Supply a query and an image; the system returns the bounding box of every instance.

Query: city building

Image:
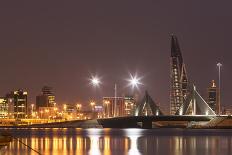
[94,105,103,118]
[170,35,189,115]
[124,96,136,116]
[36,86,55,110]
[5,90,28,119]
[103,97,124,118]
[207,80,219,114]
[39,107,58,119]
[0,97,8,118]
[5,93,14,118]
[63,104,77,120]
[103,96,135,118]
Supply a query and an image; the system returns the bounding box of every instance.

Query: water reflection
[0,128,231,155]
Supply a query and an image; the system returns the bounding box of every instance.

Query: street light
[104,100,110,118]
[63,104,67,112]
[31,104,34,118]
[76,104,82,112]
[127,73,143,89]
[90,76,101,86]
[217,62,222,115]
[90,101,96,111]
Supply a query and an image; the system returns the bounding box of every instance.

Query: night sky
[0,1,231,112]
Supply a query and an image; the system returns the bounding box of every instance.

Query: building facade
[39,107,58,119]
[207,80,219,114]
[36,86,55,110]
[5,90,28,119]
[103,96,135,118]
[0,98,8,118]
[170,35,189,115]
[63,104,77,120]
[124,96,136,116]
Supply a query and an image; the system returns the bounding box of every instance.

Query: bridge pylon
[135,91,164,116]
[176,84,216,115]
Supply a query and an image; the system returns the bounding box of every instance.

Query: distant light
[217,62,222,67]
[130,77,139,86]
[90,76,101,86]
[127,73,142,89]
[90,101,96,106]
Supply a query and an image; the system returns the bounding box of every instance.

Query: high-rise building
[0,97,8,118]
[207,80,219,114]
[5,93,14,118]
[5,90,28,119]
[36,86,55,110]
[170,35,189,115]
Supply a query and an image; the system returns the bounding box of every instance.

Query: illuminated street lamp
[63,104,67,112]
[127,73,142,90]
[217,62,222,115]
[45,109,49,113]
[76,104,82,112]
[90,76,101,86]
[90,101,96,111]
[31,104,34,118]
[104,100,110,118]
[40,110,44,118]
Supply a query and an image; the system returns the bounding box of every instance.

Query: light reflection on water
[0,128,231,155]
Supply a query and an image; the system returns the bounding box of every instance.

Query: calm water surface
[0,128,231,155]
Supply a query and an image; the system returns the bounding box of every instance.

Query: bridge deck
[97,115,215,128]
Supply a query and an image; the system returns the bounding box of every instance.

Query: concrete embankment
[27,119,102,128]
[0,119,102,128]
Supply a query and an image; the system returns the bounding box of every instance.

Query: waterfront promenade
[0,115,231,129]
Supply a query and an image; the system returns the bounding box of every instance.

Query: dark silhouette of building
[207,80,219,114]
[36,86,55,110]
[170,35,189,115]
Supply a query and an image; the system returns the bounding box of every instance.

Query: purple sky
[0,1,231,111]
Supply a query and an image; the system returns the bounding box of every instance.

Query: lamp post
[31,104,34,118]
[114,84,117,117]
[217,62,222,115]
[90,101,96,112]
[127,73,142,116]
[104,100,110,118]
[76,104,82,112]
[90,76,100,114]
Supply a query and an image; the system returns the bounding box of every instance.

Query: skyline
[0,1,231,110]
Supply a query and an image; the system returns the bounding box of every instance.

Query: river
[0,128,231,155]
